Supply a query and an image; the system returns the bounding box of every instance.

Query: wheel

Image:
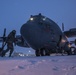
[45,49,50,56]
[66,50,72,55]
[69,47,76,55]
[74,49,76,55]
[40,48,50,56]
[35,50,40,56]
[40,49,45,56]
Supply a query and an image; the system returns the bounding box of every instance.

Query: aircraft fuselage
[20,14,70,56]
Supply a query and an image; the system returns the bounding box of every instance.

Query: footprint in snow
[70,66,76,70]
[53,66,59,71]
[52,59,59,62]
[15,65,25,69]
[18,66,25,69]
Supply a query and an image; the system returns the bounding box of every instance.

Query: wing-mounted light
[61,39,66,43]
[68,43,71,48]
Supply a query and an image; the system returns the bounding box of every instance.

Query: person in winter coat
[1,30,16,57]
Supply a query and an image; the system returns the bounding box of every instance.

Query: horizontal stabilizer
[64,28,76,37]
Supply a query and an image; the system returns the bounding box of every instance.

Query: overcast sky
[0,0,76,54]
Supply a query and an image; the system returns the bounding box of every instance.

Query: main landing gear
[67,47,76,55]
[35,48,50,56]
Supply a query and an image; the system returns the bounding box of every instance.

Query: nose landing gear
[35,48,50,56]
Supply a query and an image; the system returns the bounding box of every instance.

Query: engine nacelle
[16,35,29,47]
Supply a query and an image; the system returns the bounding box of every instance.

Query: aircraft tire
[45,50,50,56]
[70,47,76,55]
[35,48,50,56]
[66,50,72,55]
[40,49,50,56]
[74,49,76,55]
[40,49,45,56]
[35,50,40,56]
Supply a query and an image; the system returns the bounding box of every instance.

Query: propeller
[62,23,64,32]
[2,28,6,48]
[3,28,6,38]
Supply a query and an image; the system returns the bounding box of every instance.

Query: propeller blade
[2,28,6,47]
[62,23,64,31]
[3,28,6,37]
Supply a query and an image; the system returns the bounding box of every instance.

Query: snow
[0,55,76,75]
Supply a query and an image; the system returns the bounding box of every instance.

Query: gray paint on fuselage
[20,14,68,51]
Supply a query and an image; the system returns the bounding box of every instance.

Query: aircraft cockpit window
[41,17,50,22]
[46,18,51,22]
[30,17,34,21]
[29,15,47,22]
[42,17,46,21]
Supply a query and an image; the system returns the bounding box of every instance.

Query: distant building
[13,52,25,57]
[13,51,35,57]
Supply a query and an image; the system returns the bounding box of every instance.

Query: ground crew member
[1,30,16,57]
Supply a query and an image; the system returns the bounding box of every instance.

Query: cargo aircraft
[0,13,76,56]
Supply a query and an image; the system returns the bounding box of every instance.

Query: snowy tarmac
[0,55,76,75]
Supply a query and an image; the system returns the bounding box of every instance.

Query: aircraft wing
[0,35,30,47]
[0,37,6,42]
[0,37,3,42]
[16,35,30,47]
[63,28,76,37]
[0,29,30,47]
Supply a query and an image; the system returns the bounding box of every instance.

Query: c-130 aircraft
[0,13,76,56]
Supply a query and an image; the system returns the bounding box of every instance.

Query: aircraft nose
[20,24,27,35]
[20,22,32,37]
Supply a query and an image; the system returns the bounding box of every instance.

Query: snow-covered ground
[0,55,76,75]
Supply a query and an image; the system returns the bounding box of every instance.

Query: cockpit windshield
[29,13,46,22]
[29,13,55,24]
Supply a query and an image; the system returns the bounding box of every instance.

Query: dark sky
[0,0,76,54]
